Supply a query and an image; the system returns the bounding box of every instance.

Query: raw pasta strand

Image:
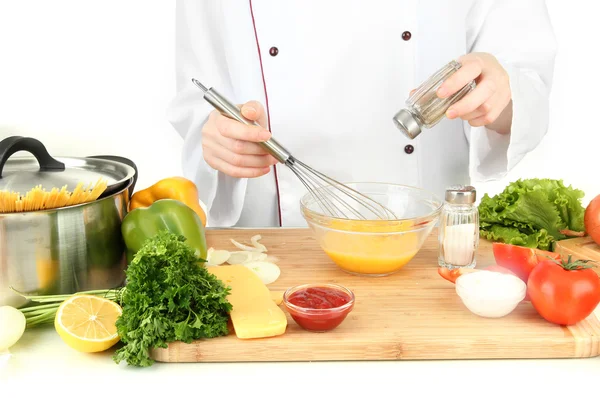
[0,178,108,213]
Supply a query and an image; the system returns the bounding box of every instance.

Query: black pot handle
[0,136,65,178]
[87,155,138,198]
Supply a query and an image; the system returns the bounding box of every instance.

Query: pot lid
[0,136,136,195]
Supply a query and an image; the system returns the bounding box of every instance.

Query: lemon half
[54,295,122,353]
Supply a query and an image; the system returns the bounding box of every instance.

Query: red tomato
[492,243,561,283]
[584,194,600,245]
[437,267,476,283]
[527,258,600,325]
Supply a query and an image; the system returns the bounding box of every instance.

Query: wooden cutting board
[150,228,600,363]
[554,236,600,276]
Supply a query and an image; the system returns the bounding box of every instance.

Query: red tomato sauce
[288,287,351,309]
[285,286,354,332]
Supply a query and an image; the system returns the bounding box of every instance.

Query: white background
[0,1,598,206]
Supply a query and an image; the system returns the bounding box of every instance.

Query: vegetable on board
[205,234,282,285]
[0,305,26,352]
[478,178,586,251]
[113,230,232,367]
[129,176,207,226]
[121,198,208,262]
[584,194,600,246]
[492,243,561,283]
[12,288,122,329]
[527,256,600,326]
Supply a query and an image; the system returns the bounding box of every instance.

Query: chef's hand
[437,52,513,135]
[201,100,278,178]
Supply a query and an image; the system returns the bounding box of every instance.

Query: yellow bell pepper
[129,177,207,226]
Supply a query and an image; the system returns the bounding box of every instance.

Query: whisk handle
[192,80,291,164]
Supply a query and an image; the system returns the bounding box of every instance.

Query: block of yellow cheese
[208,265,287,339]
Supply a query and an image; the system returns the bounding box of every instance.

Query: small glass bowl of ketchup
[282,283,355,332]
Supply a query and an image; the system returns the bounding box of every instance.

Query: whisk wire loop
[291,158,398,220]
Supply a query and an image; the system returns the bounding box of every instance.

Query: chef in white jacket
[167,0,556,228]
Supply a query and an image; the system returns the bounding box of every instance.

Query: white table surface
[2,310,599,398]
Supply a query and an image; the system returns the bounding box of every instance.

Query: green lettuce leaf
[478,178,585,250]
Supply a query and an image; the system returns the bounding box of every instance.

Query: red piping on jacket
[249,0,283,227]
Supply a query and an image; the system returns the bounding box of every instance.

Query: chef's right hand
[201,100,278,178]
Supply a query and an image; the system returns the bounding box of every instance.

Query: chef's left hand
[437,52,512,134]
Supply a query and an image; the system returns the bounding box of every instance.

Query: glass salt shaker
[438,185,479,270]
[393,60,476,139]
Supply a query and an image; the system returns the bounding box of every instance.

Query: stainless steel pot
[0,136,138,308]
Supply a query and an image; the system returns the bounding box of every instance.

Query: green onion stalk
[9,286,125,328]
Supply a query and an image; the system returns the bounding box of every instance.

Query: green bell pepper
[121,199,208,263]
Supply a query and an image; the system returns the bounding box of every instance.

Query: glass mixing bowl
[300,182,443,277]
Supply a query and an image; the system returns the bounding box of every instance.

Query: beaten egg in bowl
[300,183,442,276]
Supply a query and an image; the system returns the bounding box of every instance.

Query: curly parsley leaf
[113,230,232,367]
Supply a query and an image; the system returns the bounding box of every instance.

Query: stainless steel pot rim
[0,155,136,193]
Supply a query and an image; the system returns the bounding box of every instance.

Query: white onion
[0,306,26,351]
[207,235,281,284]
[250,235,268,252]
[206,248,231,266]
[244,261,281,285]
[230,238,263,252]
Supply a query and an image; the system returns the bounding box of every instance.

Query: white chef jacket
[167,0,556,228]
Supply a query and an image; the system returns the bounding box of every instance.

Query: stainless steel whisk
[192,79,397,221]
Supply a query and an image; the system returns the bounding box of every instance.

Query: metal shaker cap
[393,109,422,140]
[445,185,476,204]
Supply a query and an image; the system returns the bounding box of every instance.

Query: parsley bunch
[113,230,232,367]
